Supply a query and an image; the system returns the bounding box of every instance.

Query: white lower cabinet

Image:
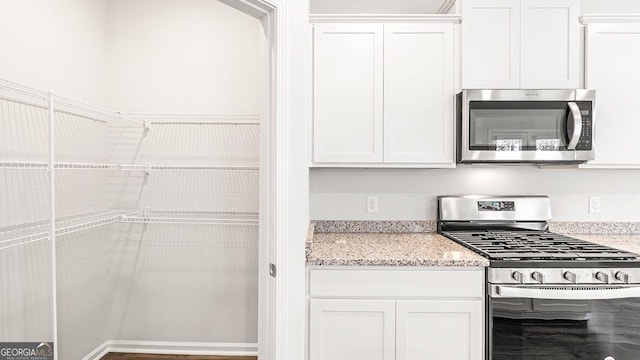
[308,268,484,360]
[396,300,483,360]
[310,299,396,360]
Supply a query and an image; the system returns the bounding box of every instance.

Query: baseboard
[82,340,258,359]
[81,341,111,360]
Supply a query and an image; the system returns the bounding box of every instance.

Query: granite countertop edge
[306,222,489,267]
[306,258,490,267]
[306,220,640,268]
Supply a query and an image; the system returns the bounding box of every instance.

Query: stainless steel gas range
[437,195,640,360]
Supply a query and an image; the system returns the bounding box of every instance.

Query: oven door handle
[491,285,640,300]
[566,102,582,150]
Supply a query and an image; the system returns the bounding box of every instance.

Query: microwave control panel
[574,101,593,151]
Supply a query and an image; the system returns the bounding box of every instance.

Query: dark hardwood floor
[101,354,256,360]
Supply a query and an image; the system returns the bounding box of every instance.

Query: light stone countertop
[306,222,640,267]
[306,231,490,267]
[569,234,640,255]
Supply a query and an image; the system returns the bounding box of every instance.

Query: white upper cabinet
[520,0,580,88]
[461,0,520,89]
[312,19,458,167]
[313,23,384,163]
[584,22,640,168]
[461,0,580,89]
[384,24,455,164]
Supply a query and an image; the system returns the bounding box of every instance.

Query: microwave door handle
[566,102,582,150]
[491,285,640,300]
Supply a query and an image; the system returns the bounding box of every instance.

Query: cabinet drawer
[310,269,484,298]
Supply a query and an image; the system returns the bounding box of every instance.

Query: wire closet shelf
[0,162,259,172]
[0,210,133,251]
[0,210,260,251]
[0,77,261,252]
[1,79,261,128]
[129,113,261,126]
[122,210,260,226]
[0,77,261,172]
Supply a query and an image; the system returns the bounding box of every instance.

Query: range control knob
[615,271,630,283]
[531,271,545,284]
[512,271,524,283]
[595,271,610,283]
[563,271,577,283]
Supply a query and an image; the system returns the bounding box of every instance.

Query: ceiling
[310,0,449,14]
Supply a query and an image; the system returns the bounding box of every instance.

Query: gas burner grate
[441,230,639,260]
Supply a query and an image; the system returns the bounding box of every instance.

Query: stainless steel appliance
[457,90,596,164]
[438,195,640,360]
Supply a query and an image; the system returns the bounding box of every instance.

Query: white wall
[0,0,261,112]
[107,0,261,113]
[105,0,262,346]
[108,223,259,343]
[0,241,52,344]
[54,114,116,360]
[106,120,260,344]
[0,0,109,105]
[310,0,442,14]
[0,99,116,360]
[582,0,640,14]
[310,167,640,222]
[310,0,640,15]
[0,2,112,359]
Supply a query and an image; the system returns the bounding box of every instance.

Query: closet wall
[54,102,118,360]
[0,85,119,360]
[105,0,262,345]
[0,89,54,346]
[107,0,261,113]
[0,1,113,358]
[0,0,109,105]
[0,0,262,359]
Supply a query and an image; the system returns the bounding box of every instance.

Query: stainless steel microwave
[456,89,596,164]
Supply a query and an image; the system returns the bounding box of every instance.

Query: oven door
[458,89,595,163]
[488,284,640,360]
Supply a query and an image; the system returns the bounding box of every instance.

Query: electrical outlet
[367,196,379,213]
[589,196,601,214]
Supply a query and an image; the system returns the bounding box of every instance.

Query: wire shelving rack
[1,77,261,360]
[0,162,259,172]
[0,210,136,251]
[122,210,259,226]
[0,209,259,251]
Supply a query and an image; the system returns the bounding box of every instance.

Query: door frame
[217,0,288,358]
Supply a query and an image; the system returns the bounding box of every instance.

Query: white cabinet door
[461,0,520,89]
[383,24,455,165]
[310,299,396,360]
[585,24,640,167]
[396,300,483,360]
[313,23,384,163]
[521,0,580,88]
